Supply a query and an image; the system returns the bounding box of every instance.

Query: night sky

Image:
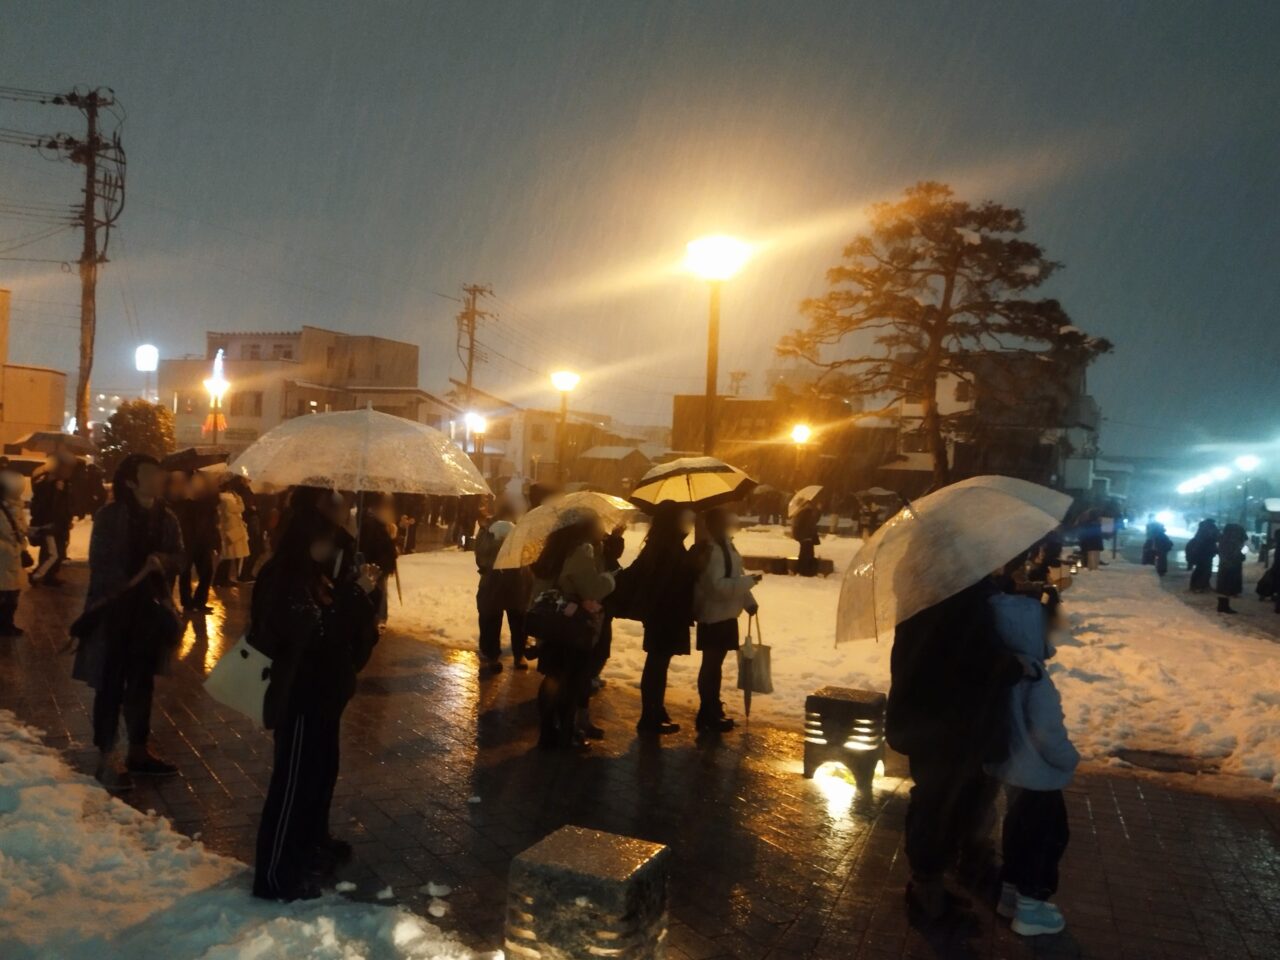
[3,1,1277,465]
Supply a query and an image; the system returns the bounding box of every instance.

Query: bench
[741,555,835,577]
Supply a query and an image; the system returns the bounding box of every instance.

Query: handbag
[736,613,773,695]
[205,635,273,727]
[525,589,596,653]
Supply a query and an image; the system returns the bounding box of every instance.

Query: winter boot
[1011,895,1065,936]
[95,754,134,792]
[1217,596,1237,614]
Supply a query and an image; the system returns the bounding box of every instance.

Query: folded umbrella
[629,456,756,513]
[494,491,637,570]
[228,408,489,497]
[837,475,1071,643]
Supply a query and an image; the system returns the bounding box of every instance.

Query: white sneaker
[996,882,1018,919]
[1011,894,1065,936]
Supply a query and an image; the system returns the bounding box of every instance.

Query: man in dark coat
[1185,519,1219,593]
[174,473,220,614]
[887,578,1023,921]
[30,455,75,585]
[74,454,184,791]
[792,502,822,577]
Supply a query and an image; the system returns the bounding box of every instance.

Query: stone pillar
[505,825,670,960]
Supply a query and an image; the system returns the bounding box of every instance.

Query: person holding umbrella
[790,490,822,577]
[692,507,761,733]
[836,476,1072,923]
[628,502,698,736]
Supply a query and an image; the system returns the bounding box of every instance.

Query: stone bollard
[803,685,886,791]
[505,825,670,960]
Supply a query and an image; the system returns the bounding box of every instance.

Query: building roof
[579,446,649,461]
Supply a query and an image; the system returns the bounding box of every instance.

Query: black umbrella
[12,431,93,456]
[161,447,230,472]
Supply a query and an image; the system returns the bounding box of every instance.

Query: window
[241,343,261,360]
[531,424,548,442]
[954,380,973,402]
[374,363,382,379]
[228,391,263,417]
[271,343,294,360]
[348,358,356,378]
[326,346,335,368]
[901,431,930,454]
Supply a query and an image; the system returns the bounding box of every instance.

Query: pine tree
[778,182,1112,488]
[98,400,175,475]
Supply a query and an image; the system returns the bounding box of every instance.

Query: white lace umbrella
[493,491,637,570]
[837,475,1071,643]
[629,456,756,513]
[228,408,489,497]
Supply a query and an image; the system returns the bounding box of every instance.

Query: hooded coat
[985,593,1079,791]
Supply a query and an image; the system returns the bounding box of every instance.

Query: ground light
[803,686,886,793]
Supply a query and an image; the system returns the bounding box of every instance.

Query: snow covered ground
[0,711,476,960]
[394,527,1280,788]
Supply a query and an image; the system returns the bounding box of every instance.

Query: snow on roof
[579,445,648,461]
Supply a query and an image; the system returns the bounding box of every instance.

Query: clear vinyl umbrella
[228,407,489,496]
[493,491,637,570]
[629,456,756,513]
[837,475,1071,643]
[788,484,823,519]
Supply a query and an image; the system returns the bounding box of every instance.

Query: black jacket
[30,474,72,529]
[886,579,1022,764]
[251,564,377,729]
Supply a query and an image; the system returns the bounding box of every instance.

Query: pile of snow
[394,530,1280,787]
[0,711,476,959]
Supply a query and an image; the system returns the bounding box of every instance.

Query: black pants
[477,572,527,661]
[1001,787,1069,900]
[904,752,999,880]
[178,550,214,609]
[538,654,593,745]
[0,590,18,632]
[640,651,673,724]
[797,540,818,577]
[254,708,342,899]
[92,646,155,753]
[696,619,738,717]
[592,615,614,678]
[1190,561,1213,591]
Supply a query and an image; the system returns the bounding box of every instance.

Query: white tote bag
[204,636,272,728]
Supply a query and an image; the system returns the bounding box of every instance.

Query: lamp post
[135,343,158,403]
[685,235,751,456]
[1235,454,1261,525]
[790,422,811,487]
[550,370,580,483]
[202,348,229,448]
[464,411,488,471]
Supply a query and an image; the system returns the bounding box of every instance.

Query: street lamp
[685,234,751,456]
[790,423,812,486]
[202,348,229,447]
[551,370,580,483]
[464,411,487,460]
[135,344,158,403]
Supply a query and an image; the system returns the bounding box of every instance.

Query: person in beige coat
[217,480,251,583]
[693,507,761,733]
[0,466,30,636]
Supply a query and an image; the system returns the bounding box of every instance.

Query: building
[158,327,457,453]
[574,446,654,494]
[0,289,67,447]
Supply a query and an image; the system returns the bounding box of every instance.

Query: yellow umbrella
[628,457,756,513]
[493,491,637,570]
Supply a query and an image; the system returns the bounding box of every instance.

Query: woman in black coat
[1185,519,1219,593]
[629,503,697,735]
[252,509,380,901]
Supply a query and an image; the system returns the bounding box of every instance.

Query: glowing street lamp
[1234,455,1262,524]
[551,370,580,482]
[135,343,158,402]
[685,234,752,456]
[203,348,230,447]
[790,423,812,445]
[1235,454,1261,473]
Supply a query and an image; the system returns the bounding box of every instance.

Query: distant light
[1234,454,1261,473]
[465,411,488,434]
[791,423,812,444]
[1154,510,1175,526]
[1177,477,1206,495]
[684,234,752,281]
[203,348,230,403]
[134,343,159,373]
[550,370,580,393]
[1210,466,1231,481]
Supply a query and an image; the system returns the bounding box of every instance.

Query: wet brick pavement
[3,564,1280,959]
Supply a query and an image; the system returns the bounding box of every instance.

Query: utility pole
[455,283,492,453]
[0,86,124,436]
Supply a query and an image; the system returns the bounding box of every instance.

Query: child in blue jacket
[985,591,1079,937]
